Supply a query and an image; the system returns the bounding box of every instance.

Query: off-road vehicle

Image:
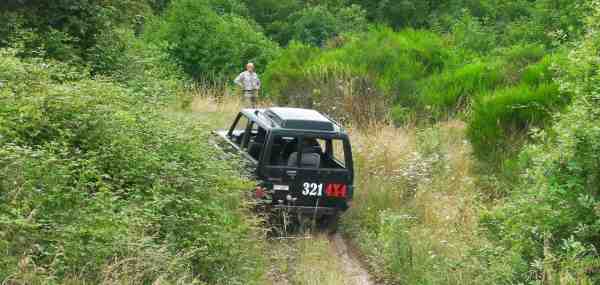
[214,107,354,222]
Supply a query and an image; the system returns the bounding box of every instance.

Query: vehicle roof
[241,107,345,134]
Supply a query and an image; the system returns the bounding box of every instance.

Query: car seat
[287,152,321,168]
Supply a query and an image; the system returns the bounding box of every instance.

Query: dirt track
[329,233,376,285]
[266,231,377,285]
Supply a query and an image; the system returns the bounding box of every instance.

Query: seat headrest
[287,152,320,168]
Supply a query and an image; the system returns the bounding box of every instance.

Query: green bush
[467,83,566,160]
[262,41,320,103]
[289,6,339,47]
[347,0,433,29]
[419,60,505,118]
[89,27,186,103]
[287,4,368,47]
[149,0,279,81]
[263,28,453,124]
[323,27,452,109]
[242,0,302,45]
[265,27,453,109]
[0,0,152,62]
[520,52,565,86]
[0,50,265,284]
[480,7,600,282]
[451,12,498,55]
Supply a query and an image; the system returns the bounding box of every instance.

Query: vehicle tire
[319,212,339,234]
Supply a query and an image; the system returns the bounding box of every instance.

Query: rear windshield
[268,135,348,169]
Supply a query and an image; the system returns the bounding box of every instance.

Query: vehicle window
[331,139,346,168]
[248,123,267,160]
[233,115,249,132]
[315,139,326,154]
[229,115,249,146]
[268,135,298,166]
[296,137,323,168]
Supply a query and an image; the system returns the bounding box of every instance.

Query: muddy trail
[266,230,377,285]
[329,233,376,285]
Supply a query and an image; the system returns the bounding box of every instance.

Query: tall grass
[419,60,505,118]
[263,27,455,126]
[467,83,566,160]
[340,120,522,284]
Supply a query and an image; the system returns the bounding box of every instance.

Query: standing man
[234,63,261,108]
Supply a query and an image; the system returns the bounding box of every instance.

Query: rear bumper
[272,205,338,216]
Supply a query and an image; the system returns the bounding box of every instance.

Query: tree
[0,0,151,62]
[151,0,279,80]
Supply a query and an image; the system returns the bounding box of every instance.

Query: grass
[265,234,366,285]
[340,120,503,284]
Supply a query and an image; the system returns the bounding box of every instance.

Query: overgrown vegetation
[0,48,266,284]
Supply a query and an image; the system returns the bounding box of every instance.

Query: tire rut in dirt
[266,211,377,285]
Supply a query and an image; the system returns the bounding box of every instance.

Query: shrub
[520,52,565,86]
[264,27,454,123]
[467,83,566,160]
[287,4,368,47]
[0,0,152,62]
[289,6,339,47]
[262,41,320,103]
[499,43,546,67]
[415,45,567,127]
[89,27,186,102]
[149,0,279,81]
[451,12,498,55]
[242,0,302,45]
[319,28,453,108]
[481,6,600,282]
[0,51,265,284]
[419,60,505,118]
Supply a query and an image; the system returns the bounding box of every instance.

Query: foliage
[149,0,279,81]
[287,5,368,47]
[347,0,432,28]
[263,27,454,124]
[467,83,566,159]
[0,0,152,63]
[418,60,505,118]
[0,50,265,284]
[261,41,321,104]
[242,0,303,45]
[90,28,186,102]
[481,3,600,282]
[289,6,339,47]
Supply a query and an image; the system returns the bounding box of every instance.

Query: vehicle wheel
[319,213,339,234]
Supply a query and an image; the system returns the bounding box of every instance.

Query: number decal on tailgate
[325,183,347,198]
[302,183,348,198]
[302,182,323,196]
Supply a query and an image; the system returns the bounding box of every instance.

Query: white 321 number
[302,182,323,197]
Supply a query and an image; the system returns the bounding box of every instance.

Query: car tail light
[255,186,266,199]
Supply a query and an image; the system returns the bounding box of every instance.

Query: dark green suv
[214,107,354,220]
